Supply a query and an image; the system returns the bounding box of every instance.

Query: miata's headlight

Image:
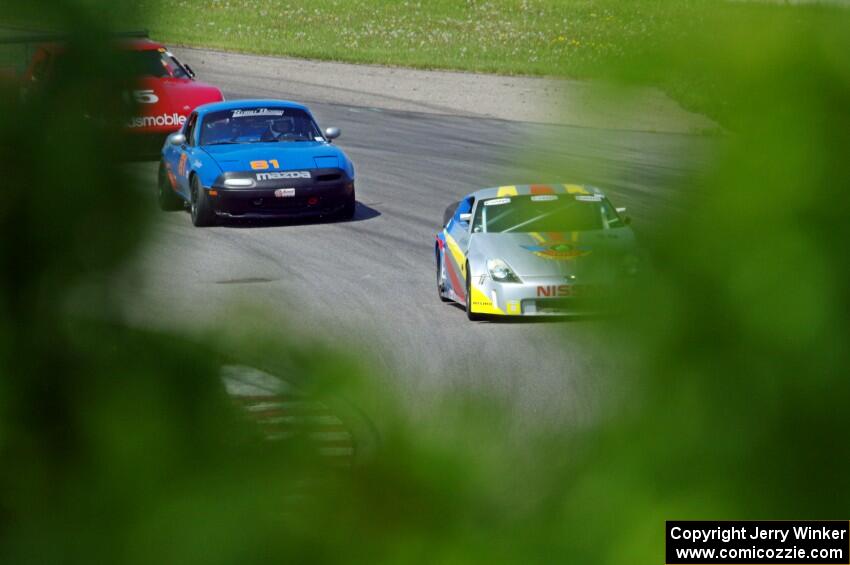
[487,258,522,283]
[223,178,256,188]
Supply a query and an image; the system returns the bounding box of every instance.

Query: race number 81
[250,160,280,170]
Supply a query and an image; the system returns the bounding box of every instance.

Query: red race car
[22,35,223,156]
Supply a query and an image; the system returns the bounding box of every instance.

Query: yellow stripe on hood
[564,184,589,195]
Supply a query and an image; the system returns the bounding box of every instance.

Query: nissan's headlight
[487,258,522,283]
[223,178,256,188]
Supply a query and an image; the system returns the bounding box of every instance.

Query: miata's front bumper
[209,168,354,218]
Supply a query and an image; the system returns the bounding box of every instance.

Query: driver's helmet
[269,116,295,136]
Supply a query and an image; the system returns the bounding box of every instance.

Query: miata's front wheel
[157,162,183,211]
[190,175,216,227]
[337,194,356,221]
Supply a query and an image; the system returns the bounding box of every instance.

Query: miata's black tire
[158,162,183,211]
[190,175,216,227]
[436,251,451,302]
[337,194,356,221]
[465,264,483,321]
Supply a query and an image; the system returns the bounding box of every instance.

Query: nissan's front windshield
[200,107,323,145]
[471,194,624,233]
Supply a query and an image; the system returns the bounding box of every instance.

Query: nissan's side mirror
[459,212,472,225]
[169,133,186,146]
[324,127,341,140]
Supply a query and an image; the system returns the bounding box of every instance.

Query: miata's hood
[202,142,344,171]
[470,229,636,280]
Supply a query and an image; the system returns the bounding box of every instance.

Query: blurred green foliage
[2,1,850,564]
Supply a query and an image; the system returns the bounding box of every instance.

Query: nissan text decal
[256,171,312,181]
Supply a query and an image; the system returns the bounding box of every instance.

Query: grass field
[141,0,705,79]
[1,1,809,121]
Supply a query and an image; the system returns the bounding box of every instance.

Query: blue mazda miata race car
[158,99,355,226]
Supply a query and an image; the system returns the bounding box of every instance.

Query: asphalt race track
[124,50,712,427]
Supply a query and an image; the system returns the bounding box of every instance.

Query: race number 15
[124,89,159,104]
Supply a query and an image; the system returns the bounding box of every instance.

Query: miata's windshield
[199,107,323,145]
[471,194,625,233]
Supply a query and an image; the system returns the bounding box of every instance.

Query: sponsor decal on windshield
[575,194,603,202]
[256,171,312,181]
[232,108,285,118]
[531,195,558,202]
[484,198,511,206]
[127,113,186,129]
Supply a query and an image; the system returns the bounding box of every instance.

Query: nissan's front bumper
[469,276,613,316]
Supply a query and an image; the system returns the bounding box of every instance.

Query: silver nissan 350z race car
[435,184,639,320]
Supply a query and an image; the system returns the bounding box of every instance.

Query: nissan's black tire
[158,162,183,211]
[465,264,483,321]
[190,175,216,227]
[437,252,451,302]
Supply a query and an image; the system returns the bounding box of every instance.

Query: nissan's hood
[202,142,344,171]
[469,229,636,280]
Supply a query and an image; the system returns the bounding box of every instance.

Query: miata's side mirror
[324,127,341,140]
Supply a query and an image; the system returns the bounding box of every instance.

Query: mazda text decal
[256,171,312,181]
